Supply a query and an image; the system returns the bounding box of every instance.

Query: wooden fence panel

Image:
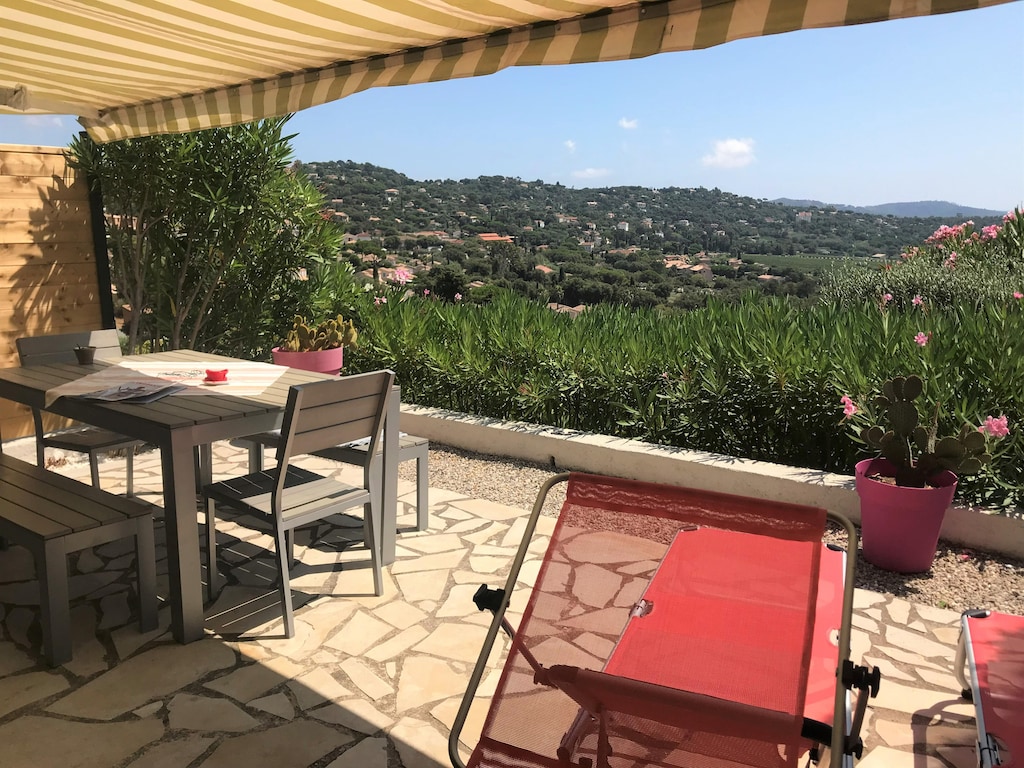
[0,144,107,440]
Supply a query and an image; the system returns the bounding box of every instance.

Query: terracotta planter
[271,346,344,376]
[854,458,957,573]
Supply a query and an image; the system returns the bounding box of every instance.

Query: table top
[0,350,334,443]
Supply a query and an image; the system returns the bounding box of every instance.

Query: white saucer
[202,379,229,386]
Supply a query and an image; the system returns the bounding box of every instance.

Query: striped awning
[1,0,1013,143]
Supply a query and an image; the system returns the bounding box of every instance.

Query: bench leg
[204,496,220,604]
[416,451,429,531]
[35,435,46,469]
[89,453,101,490]
[248,442,263,473]
[126,448,135,498]
[195,443,213,493]
[38,539,72,666]
[135,519,158,632]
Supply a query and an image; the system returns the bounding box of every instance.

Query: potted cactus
[271,314,358,375]
[851,374,993,572]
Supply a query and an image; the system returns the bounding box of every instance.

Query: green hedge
[346,290,1023,513]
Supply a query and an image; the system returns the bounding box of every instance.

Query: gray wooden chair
[16,329,145,496]
[201,370,394,637]
[242,431,430,532]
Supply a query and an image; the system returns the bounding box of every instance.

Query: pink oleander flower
[1005,210,1018,223]
[981,224,1000,241]
[373,295,387,306]
[912,295,924,307]
[926,223,969,244]
[393,266,413,285]
[944,251,957,269]
[979,414,1010,438]
[454,292,462,301]
[882,293,893,304]
[423,288,430,296]
[1014,291,1023,300]
[841,395,858,418]
[900,246,921,260]
[914,332,930,347]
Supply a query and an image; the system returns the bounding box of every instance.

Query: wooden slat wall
[0,144,105,440]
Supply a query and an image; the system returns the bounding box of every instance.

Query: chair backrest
[16,329,123,367]
[274,370,395,488]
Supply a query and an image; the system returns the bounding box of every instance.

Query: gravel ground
[403,444,1024,616]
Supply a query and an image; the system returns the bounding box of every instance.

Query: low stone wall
[400,404,1024,560]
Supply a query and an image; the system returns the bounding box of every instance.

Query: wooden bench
[0,452,157,666]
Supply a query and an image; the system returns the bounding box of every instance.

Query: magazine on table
[74,381,186,403]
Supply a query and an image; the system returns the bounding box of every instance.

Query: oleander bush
[822,209,1024,309]
[345,288,1023,513]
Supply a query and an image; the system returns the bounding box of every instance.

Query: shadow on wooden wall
[0,143,109,439]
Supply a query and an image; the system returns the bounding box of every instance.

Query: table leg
[381,385,399,565]
[161,435,205,643]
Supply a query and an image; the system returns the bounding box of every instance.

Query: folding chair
[201,370,393,636]
[955,609,1024,767]
[450,472,880,768]
[16,329,145,495]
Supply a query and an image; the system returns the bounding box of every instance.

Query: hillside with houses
[300,159,1004,310]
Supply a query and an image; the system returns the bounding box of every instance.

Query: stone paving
[0,439,985,768]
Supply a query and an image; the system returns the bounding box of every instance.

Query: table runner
[45,360,286,406]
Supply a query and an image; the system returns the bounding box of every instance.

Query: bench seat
[0,453,157,666]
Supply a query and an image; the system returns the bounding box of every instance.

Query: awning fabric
[1,0,1013,143]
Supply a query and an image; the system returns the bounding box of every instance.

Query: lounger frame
[449,472,872,768]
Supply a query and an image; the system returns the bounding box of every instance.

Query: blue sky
[2,3,1021,211]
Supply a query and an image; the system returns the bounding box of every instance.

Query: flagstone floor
[0,439,983,768]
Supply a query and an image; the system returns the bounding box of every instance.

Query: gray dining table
[0,350,399,644]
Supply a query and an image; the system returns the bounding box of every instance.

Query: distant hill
[773,198,1005,218]
[301,159,1004,263]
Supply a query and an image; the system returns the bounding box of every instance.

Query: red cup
[205,369,228,382]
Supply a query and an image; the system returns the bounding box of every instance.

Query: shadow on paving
[0,501,475,768]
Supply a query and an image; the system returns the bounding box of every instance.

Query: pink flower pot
[271,346,344,376]
[855,458,957,573]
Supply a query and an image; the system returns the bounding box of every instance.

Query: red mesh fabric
[967,611,1024,765]
[467,473,831,768]
[606,528,819,716]
[566,473,827,543]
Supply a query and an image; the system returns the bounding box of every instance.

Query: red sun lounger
[450,472,880,768]
[955,610,1024,767]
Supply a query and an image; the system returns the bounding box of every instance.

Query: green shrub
[345,288,1022,513]
[821,209,1024,310]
